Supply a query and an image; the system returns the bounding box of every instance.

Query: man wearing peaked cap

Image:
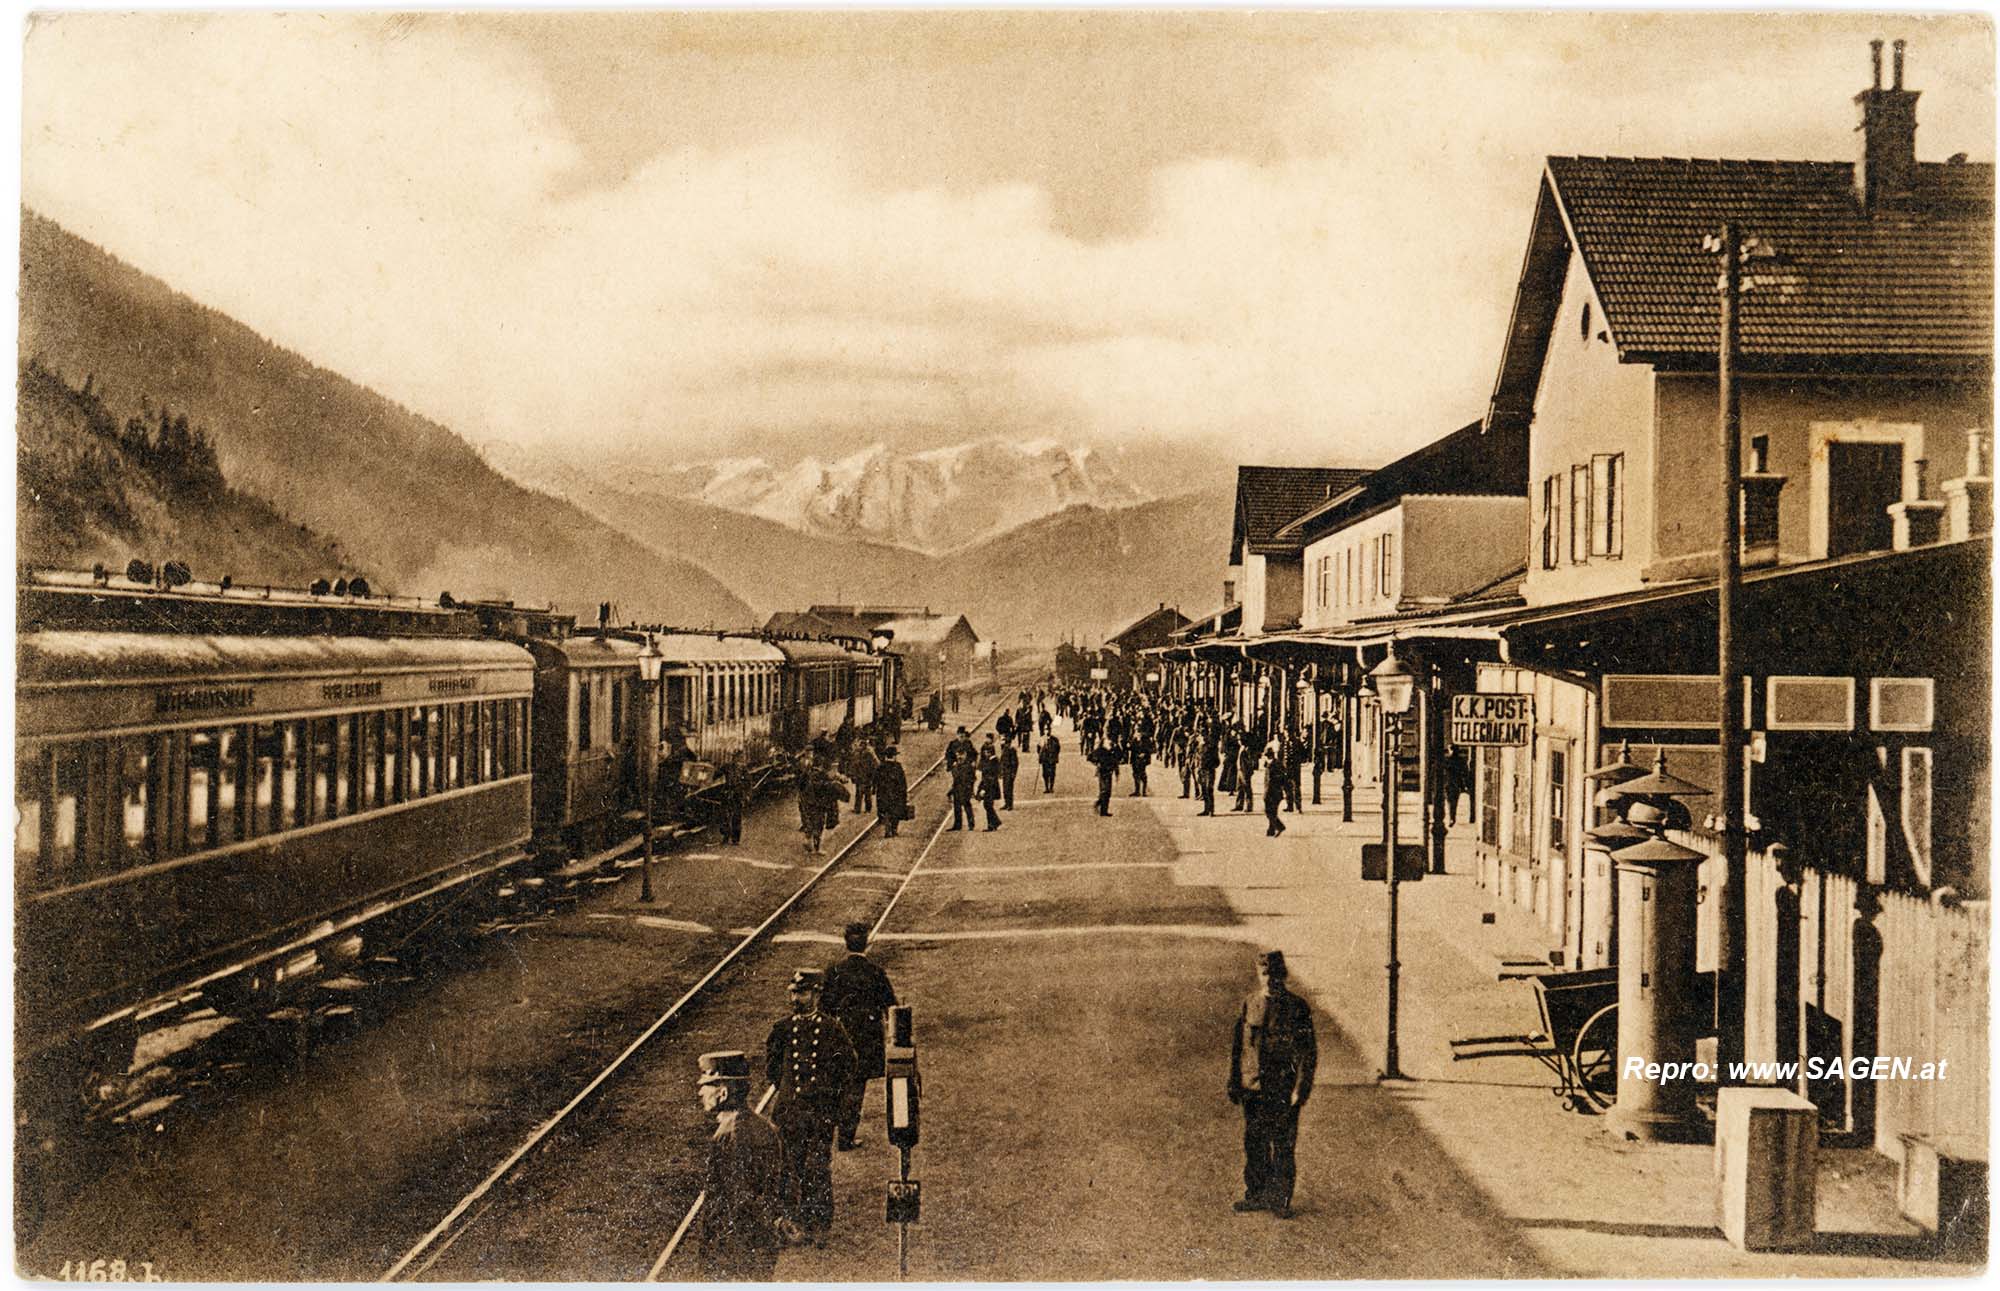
[766,966,857,1242]
[1227,949,1317,1219]
[694,1051,785,1278]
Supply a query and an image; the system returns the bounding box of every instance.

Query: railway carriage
[14,569,908,1140]
[524,633,647,852]
[655,633,787,767]
[771,638,876,749]
[16,571,535,1088]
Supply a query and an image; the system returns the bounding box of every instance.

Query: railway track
[381,686,1019,1281]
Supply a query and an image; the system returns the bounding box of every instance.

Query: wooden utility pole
[1715,222,1748,1078]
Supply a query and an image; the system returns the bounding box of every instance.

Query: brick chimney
[1855,39,1921,211]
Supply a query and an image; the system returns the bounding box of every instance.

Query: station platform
[777,719,1973,1280]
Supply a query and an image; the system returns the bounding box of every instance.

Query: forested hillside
[19,211,753,624]
[18,358,353,585]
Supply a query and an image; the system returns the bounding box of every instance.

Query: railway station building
[1160,45,1991,1191]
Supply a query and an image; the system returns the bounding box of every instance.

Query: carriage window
[16,751,46,887]
[333,715,352,816]
[497,700,516,777]
[707,675,718,725]
[578,680,594,751]
[478,701,494,782]
[360,713,381,808]
[383,711,403,805]
[188,730,219,848]
[446,704,464,789]
[311,718,337,820]
[52,744,84,877]
[611,681,625,745]
[251,723,296,835]
[408,707,431,797]
[118,736,160,866]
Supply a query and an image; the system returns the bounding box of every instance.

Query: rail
[381,683,1019,1281]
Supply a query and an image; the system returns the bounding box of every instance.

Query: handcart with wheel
[1449,965,1618,1113]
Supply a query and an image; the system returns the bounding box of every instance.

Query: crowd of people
[1050,683,1341,837]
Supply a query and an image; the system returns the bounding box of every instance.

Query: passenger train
[13,565,903,1125]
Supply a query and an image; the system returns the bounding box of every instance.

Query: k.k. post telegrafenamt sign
[1449,693,1532,747]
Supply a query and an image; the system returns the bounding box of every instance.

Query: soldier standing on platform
[823,922,898,1151]
[694,1050,787,1278]
[1038,731,1061,793]
[1227,950,1316,1219]
[766,968,857,1244]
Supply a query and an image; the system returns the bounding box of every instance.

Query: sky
[20,10,1996,473]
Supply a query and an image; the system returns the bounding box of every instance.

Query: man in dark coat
[1038,732,1061,793]
[1227,950,1317,1219]
[822,922,898,1151]
[1197,730,1220,816]
[948,743,978,831]
[849,739,878,816]
[694,1050,786,1278]
[996,709,1016,748]
[767,968,857,1242]
[714,760,745,846]
[874,745,909,838]
[976,735,1004,831]
[1129,733,1151,797]
[999,737,1020,810]
[1089,742,1123,816]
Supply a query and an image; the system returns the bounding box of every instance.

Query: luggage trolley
[1449,966,1618,1113]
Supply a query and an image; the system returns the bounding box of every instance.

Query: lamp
[637,633,665,903]
[1370,645,1415,715]
[1369,641,1419,1083]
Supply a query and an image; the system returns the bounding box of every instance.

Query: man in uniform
[767,968,857,1243]
[1226,950,1316,1219]
[694,1050,786,1279]
[822,922,898,1151]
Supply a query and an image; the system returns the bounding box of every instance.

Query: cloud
[21,12,1996,472]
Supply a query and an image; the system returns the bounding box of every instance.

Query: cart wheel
[1571,1003,1618,1111]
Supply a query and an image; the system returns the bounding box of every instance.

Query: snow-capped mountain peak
[657,438,1150,552]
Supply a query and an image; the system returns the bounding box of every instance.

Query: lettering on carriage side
[322,680,384,702]
[427,676,478,696]
[155,686,255,715]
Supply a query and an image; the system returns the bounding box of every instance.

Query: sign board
[1145,671,1161,683]
[1089,667,1109,680]
[886,1179,922,1224]
[1361,843,1426,882]
[1449,694,1532,747]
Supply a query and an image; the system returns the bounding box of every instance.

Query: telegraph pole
[1714,222,1748,1078]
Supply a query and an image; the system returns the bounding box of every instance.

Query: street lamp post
[636,634,666,904]
[1371,645,1416,1083]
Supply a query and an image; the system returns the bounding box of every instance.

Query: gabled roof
[875,613,977,646]
[1171,603,1241,643]
[1276,420,1526,543]
[1489,155,1994,429]
[1231,465,1371,558]
[1106,604,1193,649]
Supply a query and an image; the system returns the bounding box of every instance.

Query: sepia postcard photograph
[10,7,1995,1282]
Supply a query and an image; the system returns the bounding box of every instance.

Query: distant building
[1227,466,1370,632]
[1105,603,1192,687]
[762,604,982,697]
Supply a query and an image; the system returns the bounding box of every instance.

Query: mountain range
[19,209,1228,643]
[621,439,1148,554]
[481,444,1230,642]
